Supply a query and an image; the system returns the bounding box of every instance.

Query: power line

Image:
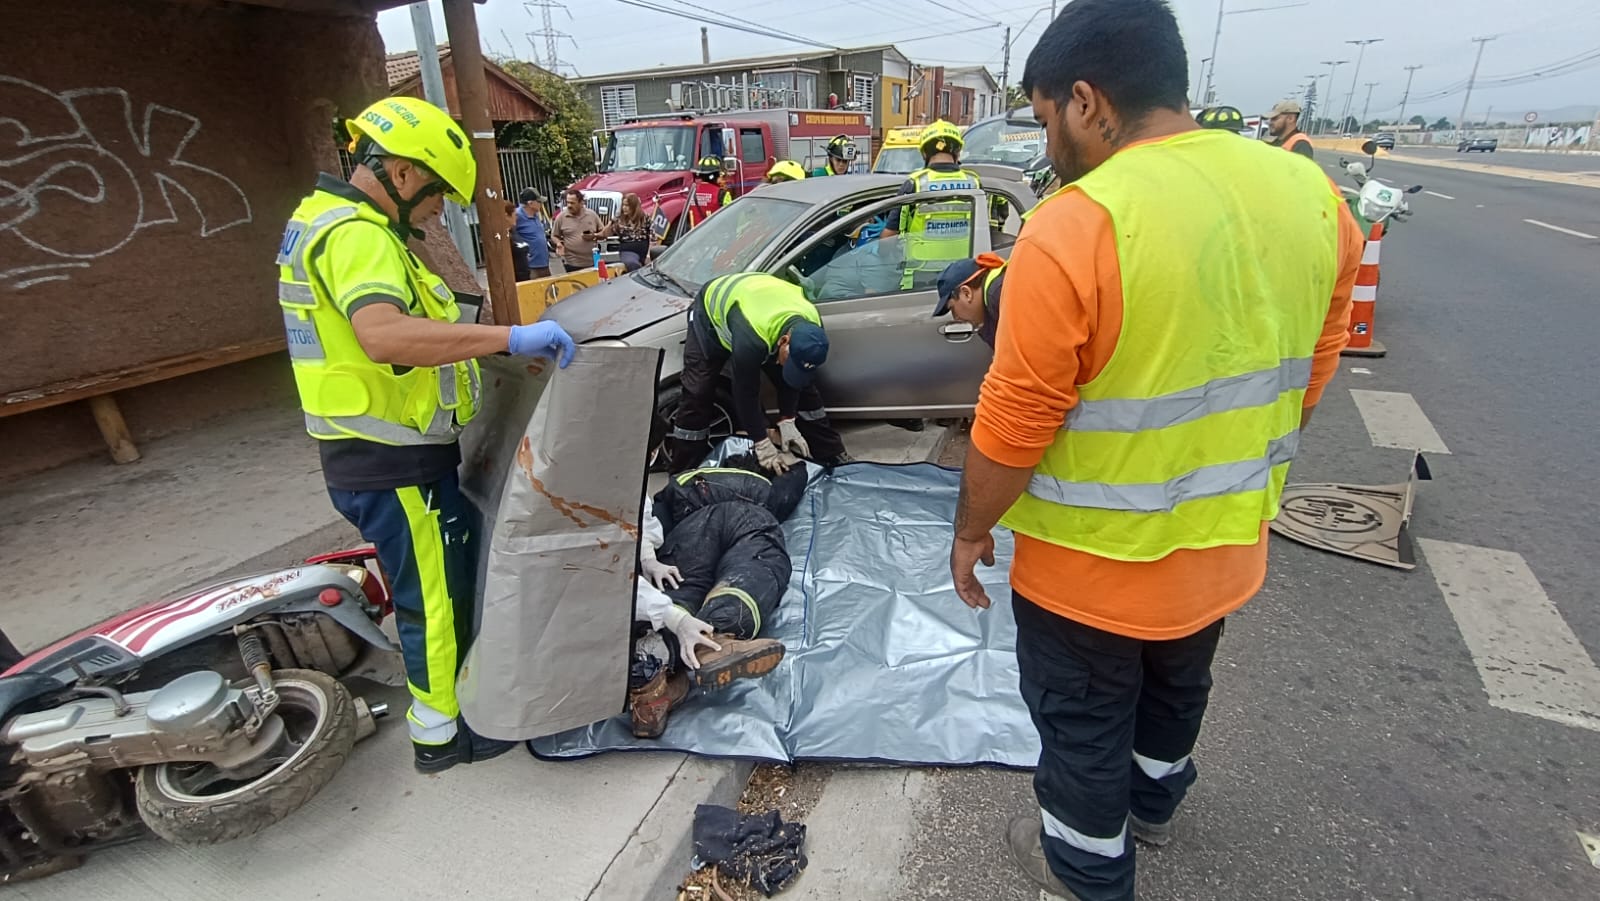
[610,0,838,48]
[649,0,831,49]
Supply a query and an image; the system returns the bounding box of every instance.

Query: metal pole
[1000,26,1011,100]
[1339,38,1381,135]
[1203,0,1224,107]
[1458,36,1495,136]
[1396,64,1422,126]
[1194,58,1212,105]
[701,26,710,64]
[1360,81,1378,126]
[1317,60,1346,136]
[409,2,475,272]
[441,0,519,325]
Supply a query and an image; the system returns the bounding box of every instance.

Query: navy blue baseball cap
[933,253,1007,317]
[783,321,829,388]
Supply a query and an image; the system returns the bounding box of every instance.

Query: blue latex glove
[508,321,576,368]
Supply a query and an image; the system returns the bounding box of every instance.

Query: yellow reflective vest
[276,189,480,446]
[1000,129,1341,561]
[701,273,821,352]
[901,166,981,286]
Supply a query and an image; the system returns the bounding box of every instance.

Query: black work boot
[413,718,517,774]
[689,635,786,691]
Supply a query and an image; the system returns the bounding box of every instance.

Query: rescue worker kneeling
[625,460,808,736]
[668,273,849,474]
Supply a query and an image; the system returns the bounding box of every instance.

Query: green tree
[1408,115,1426,126]
[495,59,597,187]
[1429,116,1452,130]
[1005,85,1029,111]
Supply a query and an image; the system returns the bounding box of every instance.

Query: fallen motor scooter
[0,549,398,882]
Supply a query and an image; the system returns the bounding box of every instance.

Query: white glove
[777,419,810,458]
[641,557,682,590]
[663,605,721,669]
[753,438,790,474]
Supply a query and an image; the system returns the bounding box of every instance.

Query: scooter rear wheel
[134,668,357,845]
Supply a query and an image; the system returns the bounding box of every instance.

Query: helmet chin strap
[367,155,443,240]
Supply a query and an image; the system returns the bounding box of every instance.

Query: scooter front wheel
[134,669,357,845]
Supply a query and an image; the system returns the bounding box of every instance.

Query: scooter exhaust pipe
[352,698,388,742]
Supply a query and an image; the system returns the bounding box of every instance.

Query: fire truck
[572,108,872,245]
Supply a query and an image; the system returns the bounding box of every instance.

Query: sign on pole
[1524,111,1538,124]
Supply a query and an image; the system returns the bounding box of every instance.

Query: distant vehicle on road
[1373,132,1396,149]
[1458,137,1498,152]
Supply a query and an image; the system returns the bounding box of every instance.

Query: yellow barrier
[513,266,628,323]
[1319,137,1391,157]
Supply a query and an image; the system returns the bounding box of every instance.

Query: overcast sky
[380,0,1600,121]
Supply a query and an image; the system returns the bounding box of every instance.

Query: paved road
[784,157,1600,901]
[1389,145,1600,175]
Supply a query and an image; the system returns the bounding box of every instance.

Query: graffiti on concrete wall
[1524,125,1592,148]
[1,76,253,291]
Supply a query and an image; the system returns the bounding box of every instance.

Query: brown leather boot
[690,636,786,691]
[628,669,690,738]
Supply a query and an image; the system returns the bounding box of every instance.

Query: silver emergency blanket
[457,348,662,740]
[530,462,1043,767]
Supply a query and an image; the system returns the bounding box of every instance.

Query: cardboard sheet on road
[531,462,1042,767]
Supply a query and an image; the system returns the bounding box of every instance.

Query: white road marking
[1349,390,1451,454]
[1419,539,1600,733]
[1338,185,1359,195]
[1350,367,1373,375]
[1524,218,1599,240]
[1424,190,1455,200]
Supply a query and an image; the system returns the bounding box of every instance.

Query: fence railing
[337,149,562,268]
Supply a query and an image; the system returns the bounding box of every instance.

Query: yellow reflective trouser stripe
[675,467,772,485]
[395,486,461,721]
[706,584,762,635]
[1026,431,1300,513]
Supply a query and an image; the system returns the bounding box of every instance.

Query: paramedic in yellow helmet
[882,119,982,288]
[277,96,575,775]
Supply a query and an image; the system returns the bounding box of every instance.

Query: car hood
[541,271,691,341]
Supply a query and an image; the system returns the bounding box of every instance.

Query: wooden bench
[1,337,286,464]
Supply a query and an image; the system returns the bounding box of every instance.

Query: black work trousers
[666,304,845,473]
[1014,591,1225,901]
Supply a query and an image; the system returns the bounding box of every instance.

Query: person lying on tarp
[624,455,809,738]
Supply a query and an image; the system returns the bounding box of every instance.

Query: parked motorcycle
[0,548,397,882]
[1340,139,1424,231]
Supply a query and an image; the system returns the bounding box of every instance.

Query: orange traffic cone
[1342,221,1387,358]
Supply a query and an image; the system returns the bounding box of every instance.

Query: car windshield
[963,117,1044,166]
[873,147,924,174]
[601,126,696,172]
[653,197,809,292]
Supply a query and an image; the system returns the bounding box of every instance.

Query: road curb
[588,755,755,901]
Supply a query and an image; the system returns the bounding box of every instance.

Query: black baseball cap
[933,253,1005,317]
[783,321,829,388]
[519,188,544,203]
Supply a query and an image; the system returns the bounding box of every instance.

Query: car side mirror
[1406,184,1423,194]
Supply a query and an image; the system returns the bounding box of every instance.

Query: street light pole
[1317,60,1347,135]
[1396,64,1423,126]
[1339,38,1382,135]
[1457,36,1496,136]
[1204,0,1225,108]
[1194,57,1212,105]
[1360,81,1379,126]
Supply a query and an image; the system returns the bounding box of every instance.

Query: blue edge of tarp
[529,461,1043,769]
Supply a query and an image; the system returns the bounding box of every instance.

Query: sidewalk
[1,404,949,901]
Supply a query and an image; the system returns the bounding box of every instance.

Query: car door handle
[939,322,975,343]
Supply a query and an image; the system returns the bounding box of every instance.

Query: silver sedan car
[543,173,1037,447]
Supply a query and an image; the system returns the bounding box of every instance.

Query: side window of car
[791,197,975,302]
[987,189,1024,252]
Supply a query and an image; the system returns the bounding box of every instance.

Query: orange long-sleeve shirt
[971,181,1364,640]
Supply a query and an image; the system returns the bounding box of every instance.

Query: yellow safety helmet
[768,160,807,182]
[918,119,964,159]
[345,97,476,205]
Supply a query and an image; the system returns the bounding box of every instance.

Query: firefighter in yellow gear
[277,96,575,774]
